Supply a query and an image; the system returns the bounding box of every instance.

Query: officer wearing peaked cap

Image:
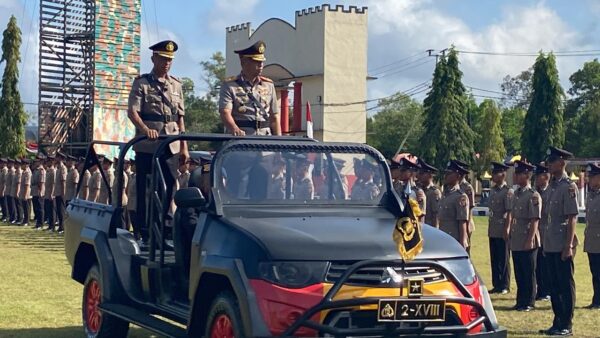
[534,163,552,301]
[438,161,470,249]
[539,146,578,336]
[392,158,426,221]
[584,162,600,310]
[350,159,380,201]
[511,160,541,312]
[417,158,441,227]
[128,40,188,240]
[452,160,476,252]
[219,40,281,136]
[488,161,514,295]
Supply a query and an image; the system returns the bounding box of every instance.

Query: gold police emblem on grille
[381,303,395,318]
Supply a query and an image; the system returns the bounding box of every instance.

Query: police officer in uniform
[417,158,441,227]
[176,159,190,190]
[438,161,470,249]
[11,159,22,225]
[293,157,314,201]
[350,160,380,201]
[540,147,578,336]
[65,155,79,205]
[535,163,552,301]
[219,40,281,137]
[54,152,68,232]
[454,160,476,252]
[32,156,46,230]
[488,161,513,295]
[584,162,600,309]
[511,160,541,312]
[392,158,426,220]
[78,158,91,201]
[128,40,188,242]
[97,157,115,205]
[44,156,56,230]
[19,159,32,226]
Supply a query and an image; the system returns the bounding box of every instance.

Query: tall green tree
[419,48,474,170]
[521,53,564,163]
[366,93,424,158]
[0,16,26,157]
[500,107,525,155]
[474,99,506,176]
[564,59,600,155]
[199,51,226,100]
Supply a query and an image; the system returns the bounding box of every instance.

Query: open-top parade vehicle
[64,134,507,337]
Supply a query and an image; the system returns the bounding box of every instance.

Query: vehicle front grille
[325,262,446,287]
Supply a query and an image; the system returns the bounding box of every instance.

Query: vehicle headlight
[437,258,477,286]
[258,261,329,288]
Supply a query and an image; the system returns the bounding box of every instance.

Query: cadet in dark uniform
[511,160,541,312]
[488,161,513,295]
[540,147,579,336]
[219,40,281,136]
[32,156,46,230]
[584,162,600,309]
[128,40,188,240]
[534,163,552,301]
[438,161,470,249]
[417,159,441,227]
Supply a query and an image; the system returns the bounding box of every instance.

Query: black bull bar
[280,259,504,337]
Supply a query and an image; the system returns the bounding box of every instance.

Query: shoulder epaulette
[224,76,237,82]
[170,75,181,83]
[260,76,273,83]
[135,73,150,81]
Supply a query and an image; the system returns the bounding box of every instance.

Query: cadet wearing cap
[128,39,188,233]
[0,159,7,221]
[11,159,22,225]
[417,159,441,227]
[97,157,115,205]
[65,155,79,205]
[78,158,91,201]
[350,159,380,201]
[539,146,578,336]
[454,160,476,251]
[438,161,470,248]
[584,162,600,310]
[54,152,68,232]
[219,40,281,136]
[488,161,514,295]
[511,160,541,312]
[293,157,314,201]
[32,156,46,229]
[18,159,32,226]
[534,163,551,301]
[44,156,56,230]
[392,158,426,220]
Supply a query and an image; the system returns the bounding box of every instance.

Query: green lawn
[0,217,597,337]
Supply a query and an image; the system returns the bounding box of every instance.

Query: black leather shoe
[536,295,551,301]
[516,305,534,312]
[489,288,499,294]
[584,303,600,309]
[499,289,510,295]
[539,327,557,335]
[549,328,573,336]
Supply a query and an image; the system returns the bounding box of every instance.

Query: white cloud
[205,0,261,33]
[363,0,593,102]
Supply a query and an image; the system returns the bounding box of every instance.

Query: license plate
[377,299,446,322]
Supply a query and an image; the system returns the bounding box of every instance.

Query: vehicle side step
[100,303,187,338]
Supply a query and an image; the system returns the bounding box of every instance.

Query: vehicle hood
[228,215,468,261]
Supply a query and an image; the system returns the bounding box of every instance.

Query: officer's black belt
[141,114,179,123]
[236,120,269,129]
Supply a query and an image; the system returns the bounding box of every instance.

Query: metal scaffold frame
[38,0,95,154]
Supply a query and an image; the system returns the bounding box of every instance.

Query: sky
[1,0,600,119]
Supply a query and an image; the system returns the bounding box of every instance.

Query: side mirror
[174,187,206,208]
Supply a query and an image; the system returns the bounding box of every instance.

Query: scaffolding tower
[38,0,95,154]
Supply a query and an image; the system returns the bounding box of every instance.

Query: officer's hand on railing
[145,128,159,140]
[232,128,246,136]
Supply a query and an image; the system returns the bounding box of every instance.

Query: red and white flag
[306,101,313,139]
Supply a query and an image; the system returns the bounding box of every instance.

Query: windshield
[217,149,389,205]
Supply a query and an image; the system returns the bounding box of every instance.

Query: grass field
[0,216,598,337]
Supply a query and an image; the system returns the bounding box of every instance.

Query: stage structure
[38,0,140,157]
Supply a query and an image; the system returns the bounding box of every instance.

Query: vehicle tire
[204,291,244,338]
[82,265,129,338]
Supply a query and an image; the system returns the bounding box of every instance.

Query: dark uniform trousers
[14,197,22,223]
[55,196,65,230]
[135,152,177,242]
[129,210,143,239]
[588,253,600,306]
[536,246,550,298]
[20,199,30,224]
[546,252,576,330]
[32,196,44,228]
[45,198,55,229]
[489,238,511,290]
[0,196,7,220]
[6,196,15,221]
[512,249,537,307]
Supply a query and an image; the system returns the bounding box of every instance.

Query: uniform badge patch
[532,195,540,206]
[569,186,576,199]
[459,195,468,207]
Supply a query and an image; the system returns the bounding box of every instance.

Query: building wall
[225,4,367,143]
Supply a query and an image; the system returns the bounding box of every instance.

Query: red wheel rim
[210,314,235,338]
[85,279,102,333]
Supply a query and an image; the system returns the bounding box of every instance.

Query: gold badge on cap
[258,43,265,53]
[166,42,175,52]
